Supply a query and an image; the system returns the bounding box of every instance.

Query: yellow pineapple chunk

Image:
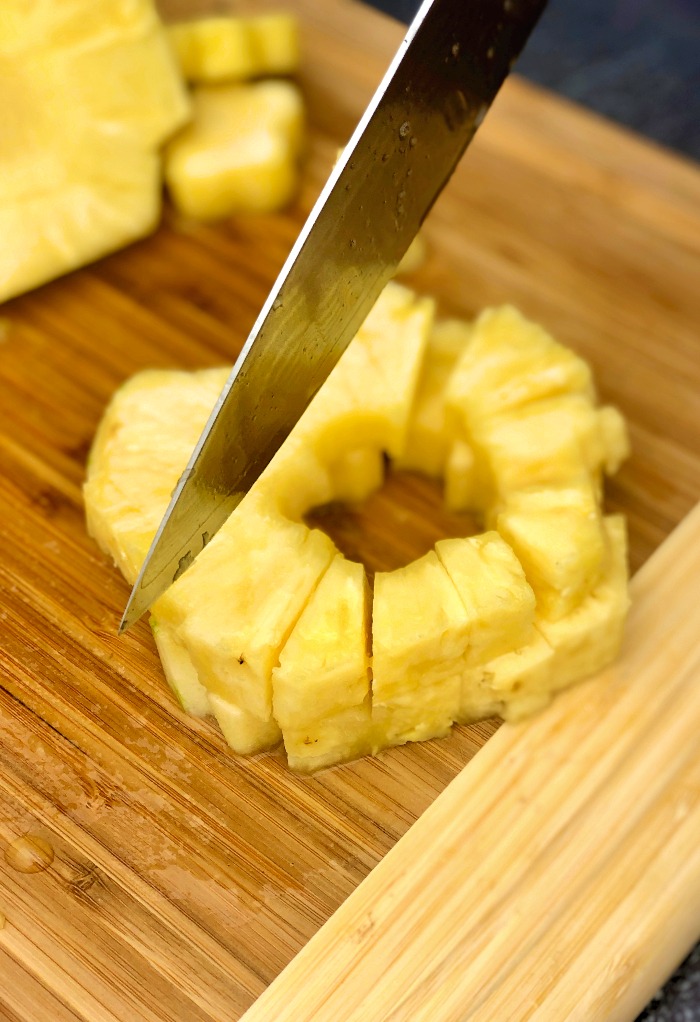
[0,0,190,302]
[537,515,630,690]
[396,319,472,477]
[372,551,469,748]
[157,492,336,721]
[164,80,304,220]
[435,532,536,664]
[274,555,371,771]
[84,367,228,583]
[168,13,300,83]
[447,305,594,426]
[327,447,385,504]
[208,693,281,755]
[496,480,607,620]
[459,629,554,723]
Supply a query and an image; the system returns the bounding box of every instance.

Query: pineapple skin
[85,287,630,770]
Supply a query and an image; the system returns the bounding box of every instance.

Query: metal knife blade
[121,0,546,632]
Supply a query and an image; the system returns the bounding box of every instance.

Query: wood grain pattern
[240,503,700,1022]
[0,0,699,1018]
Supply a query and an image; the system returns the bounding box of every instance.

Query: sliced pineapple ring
[85,283,630,770]
[0,0,190,303]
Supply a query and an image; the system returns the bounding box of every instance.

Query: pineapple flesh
[0,0,190,303]
[164,80,304,220]
[85,284,630,770]
[168,14,300,84]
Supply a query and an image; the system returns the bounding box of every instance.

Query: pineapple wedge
[168,13,300,83]
[273,555,372,771]
[164,80,304,220]
[0,0,190,303]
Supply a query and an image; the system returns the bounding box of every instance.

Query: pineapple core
[85,282,630,771]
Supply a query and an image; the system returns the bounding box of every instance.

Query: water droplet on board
[399,121,411,139]
[409,136,417,148]
[5,835,54,874]
[451,42,461,58]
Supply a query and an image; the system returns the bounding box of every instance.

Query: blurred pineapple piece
[396,319,472,477]
[164,80,304,220]
[168,13,299,83]
[447,306,594,425]
[0,0,190,303]
[496,479,608,621]
[396,232,427,276]
[274,556,372,771]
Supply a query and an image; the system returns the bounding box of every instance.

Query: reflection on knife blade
[121,0,546,632]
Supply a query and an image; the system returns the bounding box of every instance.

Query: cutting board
[0,1,699,1019]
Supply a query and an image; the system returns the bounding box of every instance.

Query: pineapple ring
[85,285,630,771]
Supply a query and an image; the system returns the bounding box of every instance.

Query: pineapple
[85,282,630,770]
[372,551,468,748]
[273,555,372,771]
[0,0,190,303]
[496,479,608,621]
[85,282,432,755]
[396,319,472,478]
[168,13,300,84]
[164,80,304,220]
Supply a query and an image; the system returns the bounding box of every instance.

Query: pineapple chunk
[168,14,300,83]
[372,551,468,747]
[537,515,630,691]
[459,629,554,723]
[208,693,281,756]
[396,319,472,478]
[156,492,336,721]
[0,0,190,302]
[435,532,536,663]
[164,80,304,220]
[274,555,372,771]
[84,367,228,582]
[446,305,594,426]
[496,480,608,620]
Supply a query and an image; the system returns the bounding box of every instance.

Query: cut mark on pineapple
[305,464,481,584]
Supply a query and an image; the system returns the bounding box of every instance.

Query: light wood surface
[241,502,700,1022]
[0,1,699,1019]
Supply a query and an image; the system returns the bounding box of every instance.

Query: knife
[120,0,546,632]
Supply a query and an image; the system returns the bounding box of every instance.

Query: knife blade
[120,0,546,632]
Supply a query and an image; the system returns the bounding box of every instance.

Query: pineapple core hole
[305,464,481,582]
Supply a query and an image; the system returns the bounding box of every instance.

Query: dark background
[368,1,700,1019]
[371,0,700,160]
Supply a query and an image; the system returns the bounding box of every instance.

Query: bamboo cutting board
[0,1,699,1019]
